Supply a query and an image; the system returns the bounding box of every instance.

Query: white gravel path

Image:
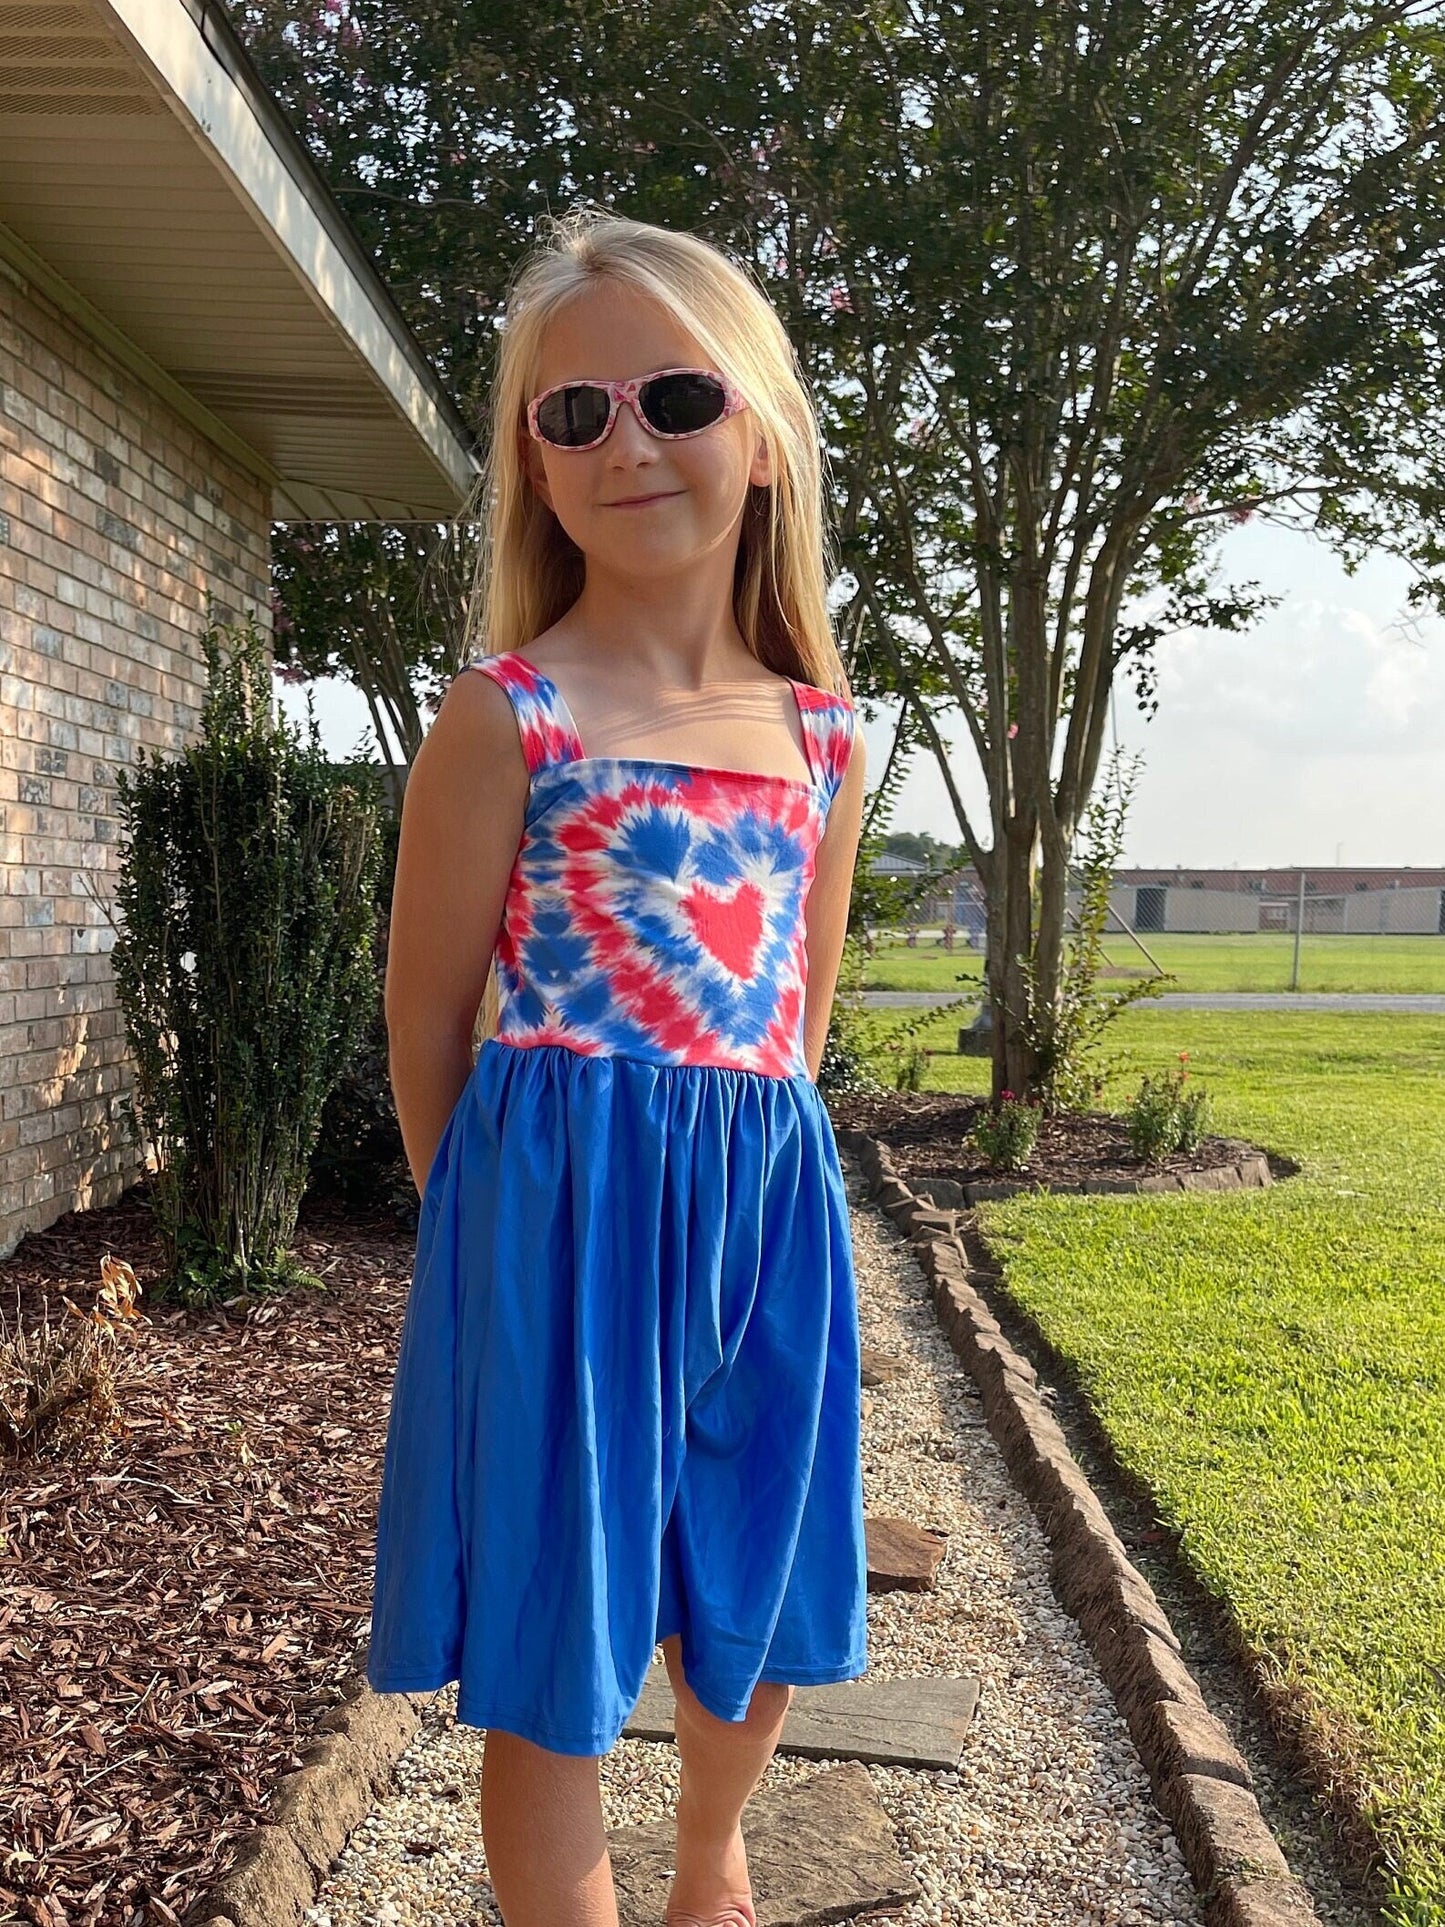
[305,1153,1204,1926]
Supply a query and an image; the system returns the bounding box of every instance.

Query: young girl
[366,207,869,1927]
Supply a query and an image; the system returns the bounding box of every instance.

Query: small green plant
[1127,1051,1213,1161]
[893,1039,932,1092]
[1014,747,1175,1114]
[970,1089,1043,1171]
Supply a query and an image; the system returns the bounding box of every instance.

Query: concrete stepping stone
[608,1759,922,1926]
[623,1655,979,1768]
[865,1513,948,1590]
[860,1346,909,1387]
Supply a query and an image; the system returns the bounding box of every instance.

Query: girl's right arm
[383,666,529,1196]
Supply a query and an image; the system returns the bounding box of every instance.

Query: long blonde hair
[457,205,850,698]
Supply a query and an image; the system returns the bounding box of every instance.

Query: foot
[664,1818,757,1927]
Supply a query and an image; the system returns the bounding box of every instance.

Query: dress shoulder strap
[462,652,586,775]
[789,680,856,807]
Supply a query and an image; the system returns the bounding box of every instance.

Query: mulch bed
[0,1176,421,1927]
[827,1087,1264,1190]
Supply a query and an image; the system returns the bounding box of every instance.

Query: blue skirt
[365,1037,868,1756]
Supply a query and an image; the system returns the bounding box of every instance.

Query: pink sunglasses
[526,366,749,450]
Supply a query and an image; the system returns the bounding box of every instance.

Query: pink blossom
[1184,492,1203,512]
[1007,722,1018,739]
[1229,501,1255,523]
[829,286,853,313]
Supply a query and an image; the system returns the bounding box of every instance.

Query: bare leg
[480,1726,618,1927]
[662,1633,793,1926]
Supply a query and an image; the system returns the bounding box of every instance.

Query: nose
[606,394,658,457]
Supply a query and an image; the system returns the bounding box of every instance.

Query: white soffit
[0,0,481,520]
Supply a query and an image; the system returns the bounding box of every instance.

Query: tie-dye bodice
[465,651,856,1080]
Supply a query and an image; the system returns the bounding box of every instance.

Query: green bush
[970,1090,1043,1171]
[306,802,417,1220]
[106,604,385,1307]
[1126,1052,1213,1161]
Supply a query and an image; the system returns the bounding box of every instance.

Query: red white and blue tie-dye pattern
[464,651,855,1080]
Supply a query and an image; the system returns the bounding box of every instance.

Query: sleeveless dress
[365,649,868,1756]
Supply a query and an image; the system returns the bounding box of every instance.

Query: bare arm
[384,668,529,1195]
[801,725,868,1083]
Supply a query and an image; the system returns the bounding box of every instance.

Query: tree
[760,0,1445,1101]
[270,520,476,778]
[236,0,1445,1101]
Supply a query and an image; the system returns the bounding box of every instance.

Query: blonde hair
[457,205,850,698]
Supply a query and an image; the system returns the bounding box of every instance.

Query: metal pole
[1064,862,1170,974]
[1290,867,1305,990]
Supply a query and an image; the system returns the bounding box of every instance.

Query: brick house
[0,0,479,1257]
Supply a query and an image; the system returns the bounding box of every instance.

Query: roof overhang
[0,0,481,520]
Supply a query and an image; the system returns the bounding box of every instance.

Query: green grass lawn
[854,1005,1445,1921]
[863,931,1445,995]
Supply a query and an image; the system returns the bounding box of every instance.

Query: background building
[865,857,1445,938]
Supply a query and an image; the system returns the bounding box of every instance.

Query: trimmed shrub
[107,606,385,1306]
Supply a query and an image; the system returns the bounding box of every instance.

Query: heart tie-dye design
[681,877,767,979]
[463,651,856,1078]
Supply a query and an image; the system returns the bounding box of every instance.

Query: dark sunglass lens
[536,384,611,446]
[640,371,728,435]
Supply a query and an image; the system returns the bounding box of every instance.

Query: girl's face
[520,281,771,577]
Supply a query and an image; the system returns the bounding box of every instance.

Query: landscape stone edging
[834,1125,1323,1927]
[906,1141,1272,1208]
[182,1673,434,1927]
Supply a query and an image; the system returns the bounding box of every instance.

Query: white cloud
[880,522,1445,866]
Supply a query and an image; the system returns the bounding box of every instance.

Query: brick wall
[0,266,272,1259]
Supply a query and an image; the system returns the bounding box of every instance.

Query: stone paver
[867,1513,950,1590]
[624,1654,981,1770]
[607,1760,922,1926]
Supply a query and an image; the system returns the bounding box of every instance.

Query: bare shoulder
[420,661,525,775]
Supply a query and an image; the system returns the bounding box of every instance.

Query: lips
[604,490,680,506]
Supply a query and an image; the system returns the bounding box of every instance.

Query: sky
[275,518,1445,870]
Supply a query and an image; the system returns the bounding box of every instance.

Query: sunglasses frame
[525,365,749,450]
